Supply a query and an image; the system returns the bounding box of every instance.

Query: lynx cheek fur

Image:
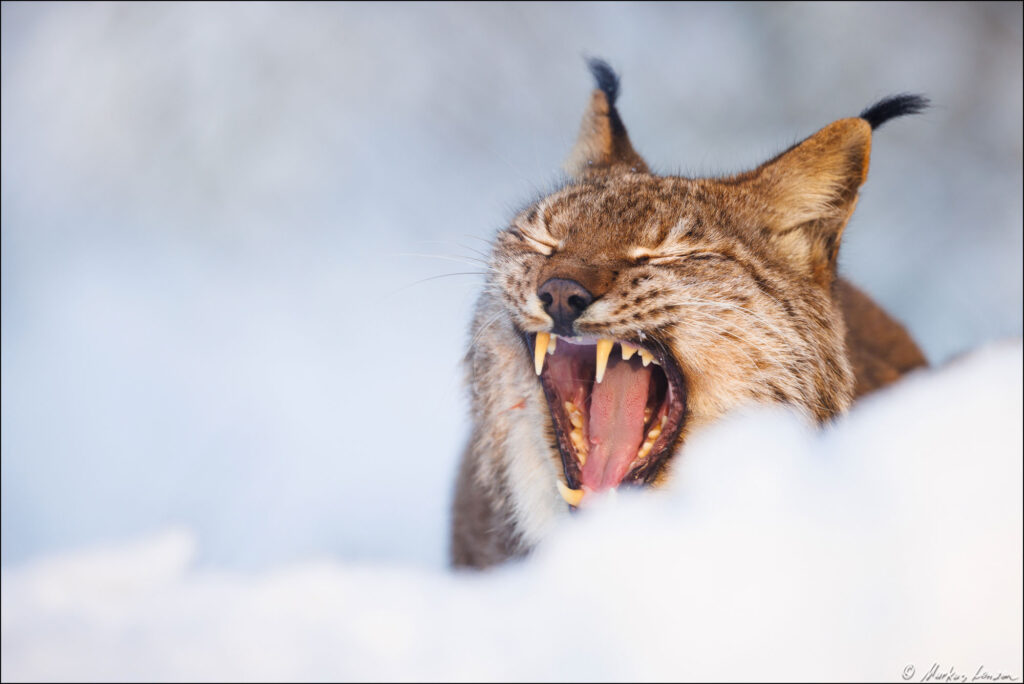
[451,60,928,569]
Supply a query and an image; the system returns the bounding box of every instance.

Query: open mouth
[529,332,687,506]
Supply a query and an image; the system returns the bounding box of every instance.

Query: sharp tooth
[547,334,558,355]
[564,401,584,429]
[639,349,655,367]
[556,479,585,507]
[595,338,614,383]
[570,428,588,464]
[636,417,668,460]
[636,440,653,460]
[620,342,638,360]
[534,332,550,375]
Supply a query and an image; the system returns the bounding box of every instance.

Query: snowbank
[3,342,1021,682]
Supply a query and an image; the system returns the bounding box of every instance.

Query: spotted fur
[451,61,927,569]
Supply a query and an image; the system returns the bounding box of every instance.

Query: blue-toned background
[2,2,1021,571]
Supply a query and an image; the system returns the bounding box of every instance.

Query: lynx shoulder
[451,59,928,569]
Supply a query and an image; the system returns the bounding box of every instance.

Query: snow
[1,3,1022,680]
[3,342,1021,681]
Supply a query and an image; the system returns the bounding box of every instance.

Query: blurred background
[2,1,1021,572]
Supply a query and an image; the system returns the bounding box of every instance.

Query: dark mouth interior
[532,335,687,495]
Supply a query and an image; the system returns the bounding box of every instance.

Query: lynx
[451,59,928,569]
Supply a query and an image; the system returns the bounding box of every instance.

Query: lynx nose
[537,278,594,335]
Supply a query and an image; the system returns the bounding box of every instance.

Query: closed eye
[631,247,727,265]
[650,252,727,265]
[512,228,561,256]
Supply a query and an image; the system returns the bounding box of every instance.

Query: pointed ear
[564,59,648,179]
[747,93,927,286]
[747,117,873,285]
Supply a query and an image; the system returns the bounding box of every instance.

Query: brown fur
[837,279,928,398]
[451,81,927,569]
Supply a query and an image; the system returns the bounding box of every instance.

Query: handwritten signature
[903,663,1020,682]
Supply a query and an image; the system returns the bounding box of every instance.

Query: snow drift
[3,342,1021,682]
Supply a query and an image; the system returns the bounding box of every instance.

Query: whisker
[682,311,768,371]
[461,234,495,248]
[683,297,792,343]
[384,272,488,298]
[468,309,508,350]
[395,252,496,271]
[410,239,493,261]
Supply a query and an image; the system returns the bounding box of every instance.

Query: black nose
[537,278,594,335]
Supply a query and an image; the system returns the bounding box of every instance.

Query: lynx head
[473,59,927,509]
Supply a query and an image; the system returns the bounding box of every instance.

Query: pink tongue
[581,357,652,491]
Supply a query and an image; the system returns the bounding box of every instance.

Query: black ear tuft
[859,93,930,130]
[586,57,620,106]
[567,56,647,175]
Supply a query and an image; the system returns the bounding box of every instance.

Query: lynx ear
[564,59,649,179]
[749,94,928,285]
[757,117,872,233]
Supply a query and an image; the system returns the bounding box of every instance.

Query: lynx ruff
[451,59,928,569]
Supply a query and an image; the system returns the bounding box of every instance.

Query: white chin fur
[504,401,570,547]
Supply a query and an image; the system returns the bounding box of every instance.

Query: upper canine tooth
[620,343,638,360]
[535,332,550,375]
[595,338,614,383]
[639,349,655,367]
[547,334,558,355]
[556,479,585,507]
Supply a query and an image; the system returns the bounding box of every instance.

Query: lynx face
[453,60,927,564]
[490,174,851,500]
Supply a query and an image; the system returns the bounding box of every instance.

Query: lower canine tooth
[535,332,550,375]
[557,480,585,506]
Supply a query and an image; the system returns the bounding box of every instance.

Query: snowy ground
[3,342,1021,681]
[2,3,1022,681]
